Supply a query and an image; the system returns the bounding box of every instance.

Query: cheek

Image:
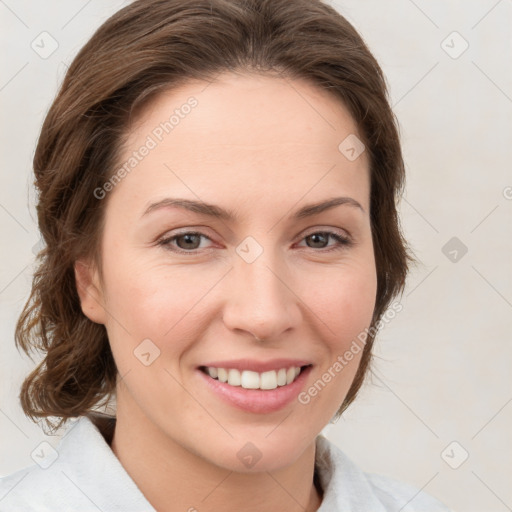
[101,229,377,362]
[109,272,180,331]
[100,251,217,357]
[291,263,377,427]
[311,260,377,347]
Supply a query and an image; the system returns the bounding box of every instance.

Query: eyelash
[157,230,353,255]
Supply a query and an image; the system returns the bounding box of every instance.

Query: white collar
[0,414,450,511]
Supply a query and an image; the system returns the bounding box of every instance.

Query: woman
[0,0,452,510]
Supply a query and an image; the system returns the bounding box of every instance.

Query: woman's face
[77,72,377,472]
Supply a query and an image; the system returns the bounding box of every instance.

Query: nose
[222,247,302,342]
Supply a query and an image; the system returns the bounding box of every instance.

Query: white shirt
[0,415,453,511]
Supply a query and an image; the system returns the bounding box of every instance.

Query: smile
[196,359,313,413]
[199,365,307,390]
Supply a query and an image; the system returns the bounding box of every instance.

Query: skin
[75,72,377,512]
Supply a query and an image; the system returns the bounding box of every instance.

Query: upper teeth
[205,366,302,390]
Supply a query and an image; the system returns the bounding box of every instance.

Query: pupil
[309,233,327,248]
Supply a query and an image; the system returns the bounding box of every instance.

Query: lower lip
[196,366,313,414]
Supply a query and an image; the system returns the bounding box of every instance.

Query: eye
[158,229,352,255]
[297,231,353,252]
[157,231,214,253]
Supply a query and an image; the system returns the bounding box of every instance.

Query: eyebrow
[141,196,365,221]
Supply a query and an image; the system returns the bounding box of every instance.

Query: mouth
[199,364,311,391]
[196,363,313,414]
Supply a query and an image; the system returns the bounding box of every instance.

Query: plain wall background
[1,1,511,511]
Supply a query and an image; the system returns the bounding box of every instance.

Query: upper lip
[199,358,312,373]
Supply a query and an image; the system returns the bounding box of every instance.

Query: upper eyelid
[301,226,352,239]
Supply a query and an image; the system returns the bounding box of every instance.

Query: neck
[109,394,323,512]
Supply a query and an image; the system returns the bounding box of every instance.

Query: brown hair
[16,0,414,432]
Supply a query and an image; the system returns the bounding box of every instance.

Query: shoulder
[315,435,454,512]
[0,415,154,512]
[0,418,83,511]
[0,458,78,512]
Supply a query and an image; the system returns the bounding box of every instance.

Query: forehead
[128,72,362,149]
[112,72,370,214]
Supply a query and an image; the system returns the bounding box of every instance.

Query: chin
[203,430,317,474]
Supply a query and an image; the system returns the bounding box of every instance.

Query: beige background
[1,1,511,511]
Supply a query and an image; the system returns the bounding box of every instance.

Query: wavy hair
[15,0,414,432]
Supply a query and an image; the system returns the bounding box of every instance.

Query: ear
[74,259,107,324]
